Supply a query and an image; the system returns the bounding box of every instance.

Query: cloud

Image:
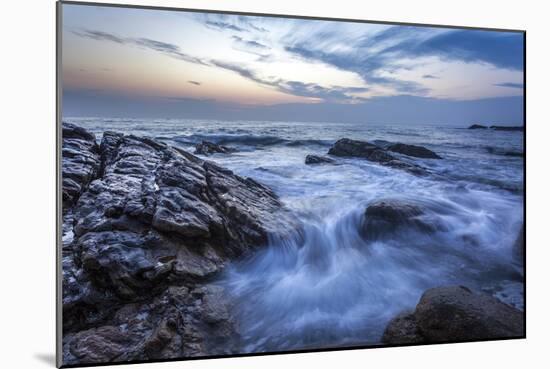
[210,60,367,102]
[422,74,439,79]
[284,26,523,96]
[188,80,201,86]
[403,29,524,70]
[494,82,523,89]
[75,29,208,65]
[231,35,269,50]
[205,21,245,32]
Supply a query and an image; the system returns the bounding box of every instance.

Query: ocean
[64,117,525,352]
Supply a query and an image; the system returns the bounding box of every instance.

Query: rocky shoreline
[62,123,524,365]
[61,123,297,364]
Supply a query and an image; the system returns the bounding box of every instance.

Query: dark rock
[361,200,436,240]
[305,154,336,165]
[61,125,297,364]
[382,286,524,344]
[328,138,429,176]
[62,285,238,365]
[468,124,488,129]
[490,126,524,132]
[387,143,442,159]
[194,140,236,155]
[505,151,524,157]
[62,123,101,210]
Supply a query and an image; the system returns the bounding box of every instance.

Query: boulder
[361,200,436,240]
[468,124,488,129]
[305,154,336,165]
[194,140,236,155]
[328,138,429,176]
[382,286,524,344]
[387,143,442,159]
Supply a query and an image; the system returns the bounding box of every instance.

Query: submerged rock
[382,286,524,344]
[468,124,488,129]
[61,124,296,364]
[328,138,429,176]
[305,154,336,165]
[194,140,236,155]
[387,143,442,159]
[361,200,436,240]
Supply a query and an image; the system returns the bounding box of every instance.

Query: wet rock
[361,200,436,240]
[387,143,442,159]
[382,286,524,344]
[194,140,236,155]
[328,138,429,176]
[305,154,336,165]
[61,125,296,364]
[468,124,488,129]
[62,123,101,210]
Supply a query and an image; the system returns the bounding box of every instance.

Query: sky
[62,4,524,125]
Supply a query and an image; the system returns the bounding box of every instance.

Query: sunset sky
[62,4,524,124]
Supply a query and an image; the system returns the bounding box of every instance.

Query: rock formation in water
[194,140,236,155]
[305,154,336,165]
[327,138,431,175]
[61,123,296,365]
[387,143,442,159]
[468,124,488,129]
[382,285,524,344]
[360,200,438,240]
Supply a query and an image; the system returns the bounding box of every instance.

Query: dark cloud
[205,21,245,32]
[75,29,208,66]
[188,80,201,86]
[231,36,269,50]
[73,29,125,44]
[494,82,524,89]
[422,74,439,79]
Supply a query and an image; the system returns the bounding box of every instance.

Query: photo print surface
[59,2,525,367]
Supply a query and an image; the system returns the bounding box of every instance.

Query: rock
[382,286,524,344]
[485,146,524,157]
[62,285,238,365]
[468,124,488,129]
[62,125,296,364]
[361,200,436,240]
[387,143,442,159]
[62,123,101,210]
[490,126,524,132]
[328,138,429,176]
[328,138,392,161]
[194,140,236,155]
[305,154,336,165]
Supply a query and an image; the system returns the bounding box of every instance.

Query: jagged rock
[305,154,336,165]
[194,140,236,155]
[361,200,437,240]
[62,285,238,365]
[382,286,524,344]
[468,124,488,129]
[387,143,442,159]
[328,138,428,175]
[61,124,296,364]
[62,123,101,210]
